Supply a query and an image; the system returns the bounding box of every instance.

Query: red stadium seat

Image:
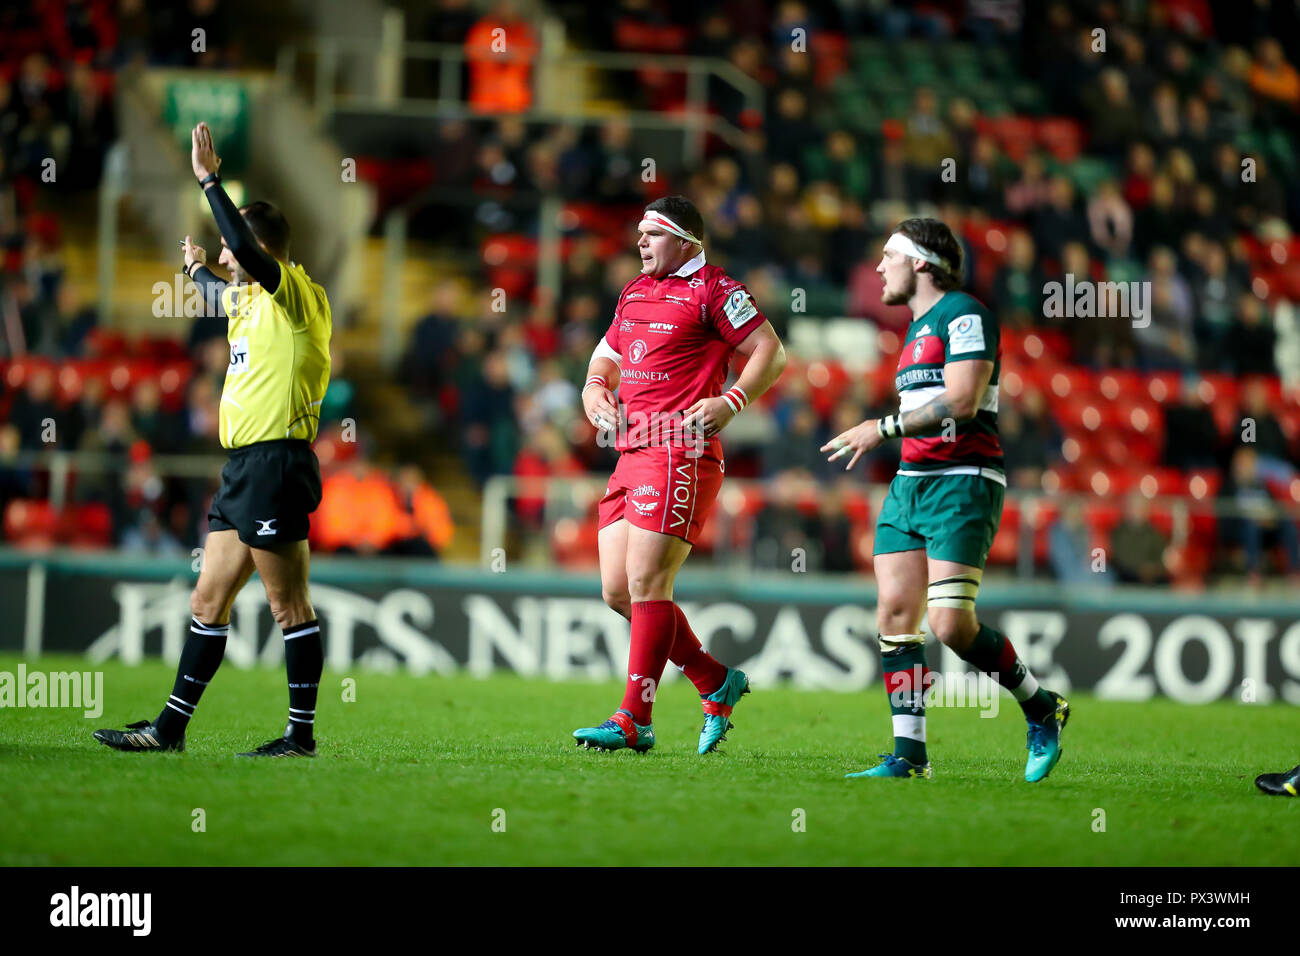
[1096,369,1141,401]
[1145,371,1182,404]
[3,499,58,549]
[1046,366,1097,401]
[988,497,1021,566]
[1036,117,1084,163]
[60,502,113,548]
[1185,469,1221,500]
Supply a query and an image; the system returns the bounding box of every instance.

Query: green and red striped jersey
[893,290,1004,482]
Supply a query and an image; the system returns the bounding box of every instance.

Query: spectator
[1000,390,1062,490]
[751,472,820,571]
[120,507,184,556]
[1225,293,1278,377]
[1049,499,1113,586]
[993,230,1045,329]
[1087,180,1133,261]
[1109,493,1172,585]
[10,367,61,450]
[1235,380,1297,481]
[1162,375,1221,470]
[1084,69,1145,160]
[465,0,537,114]
[1033,176,1090,264]
[391,465,455,558]
[1248,38,1300,120]
[1219,446,1300,588]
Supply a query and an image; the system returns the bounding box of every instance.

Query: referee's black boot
[236,726,316,758]
[94,719,184,753]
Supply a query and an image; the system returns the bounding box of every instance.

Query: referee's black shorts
[207,439,322,548]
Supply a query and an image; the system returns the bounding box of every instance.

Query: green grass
[1,653,1295,866]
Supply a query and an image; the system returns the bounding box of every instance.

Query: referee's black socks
[283,619,323,746]
[155,618,229,739]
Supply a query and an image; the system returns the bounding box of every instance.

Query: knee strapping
[878,632,926,654]
[927,574,980,609]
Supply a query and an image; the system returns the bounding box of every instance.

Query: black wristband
[197,172,220,189]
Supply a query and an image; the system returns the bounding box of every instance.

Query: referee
[95,122,331,757]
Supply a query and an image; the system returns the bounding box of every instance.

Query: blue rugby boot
[698,667,750,754]
[1025,692,1070,782]
[845,754,932,779]
[573,709,655,753]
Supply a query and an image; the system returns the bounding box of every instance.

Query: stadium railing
[479,473,1300,580]
[277,36,763,163]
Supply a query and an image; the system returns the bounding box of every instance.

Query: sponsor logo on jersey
[628,339,648,364]
[664,294,692,303]
[687,277,704,288]
[949,314,985,353]
[896,367,946,388]
[626,292,645,299]
[621,368,670,382]
[631,484,661,497]
[669,461,694,529]
[228,336,250,374]
[649,322,675,334]
[723,289,758,329]
[917,324,931,335]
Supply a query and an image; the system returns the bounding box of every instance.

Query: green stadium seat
[1266,129,1298,177]
[1067,157,1116,196]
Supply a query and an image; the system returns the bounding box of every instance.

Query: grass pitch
[1,653,1295,866]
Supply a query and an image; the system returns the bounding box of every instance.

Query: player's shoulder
[938,290,995,327]
[284,261,328,299]
[695,263,740,290]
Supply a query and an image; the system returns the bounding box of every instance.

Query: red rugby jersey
[602,253,768,453]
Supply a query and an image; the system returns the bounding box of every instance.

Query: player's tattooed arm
[899,359,994,437]
[898,396,961,437]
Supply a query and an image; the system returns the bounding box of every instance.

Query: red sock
[620,600,676,724]
[668,604,728,696]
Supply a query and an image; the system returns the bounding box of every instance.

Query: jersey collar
[671,250,706,277]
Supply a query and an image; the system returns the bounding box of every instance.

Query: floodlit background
[1,0,1299,696]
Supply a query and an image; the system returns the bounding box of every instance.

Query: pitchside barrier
[2,549,1297,705]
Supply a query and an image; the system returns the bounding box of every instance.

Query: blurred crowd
[0,1,458,557]
[394,0,1300,585]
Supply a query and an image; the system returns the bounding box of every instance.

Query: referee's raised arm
[191,121,281,292]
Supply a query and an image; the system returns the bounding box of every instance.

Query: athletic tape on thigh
[927,574,980,609]
[878,632,927,653]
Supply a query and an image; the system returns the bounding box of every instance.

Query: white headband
[640,210,702,245]
[885,232,946,269]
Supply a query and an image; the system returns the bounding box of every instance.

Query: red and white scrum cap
[884,232,946,268]
[640,209,702,245]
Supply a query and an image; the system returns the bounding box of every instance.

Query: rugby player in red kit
[575,196,787,754]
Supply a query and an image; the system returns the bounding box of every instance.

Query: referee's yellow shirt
[219,260,331,449]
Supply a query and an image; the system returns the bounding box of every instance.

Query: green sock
[881,638,928,765]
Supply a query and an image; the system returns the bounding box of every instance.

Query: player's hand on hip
[583,386,620,433]
[182,235,205,269]
[680,397,734,439]
[191,122,222,182]
[821,420,883,471]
